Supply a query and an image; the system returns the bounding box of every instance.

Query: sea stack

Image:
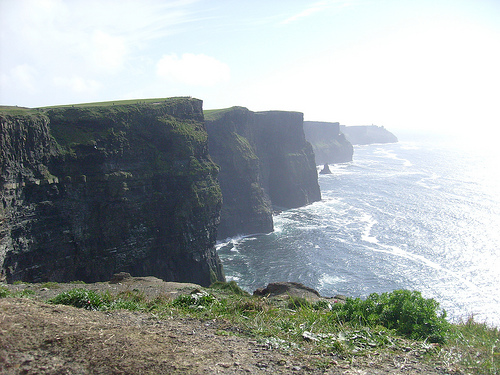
[319,163,332,174]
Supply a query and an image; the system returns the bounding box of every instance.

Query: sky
[1,0,500,137]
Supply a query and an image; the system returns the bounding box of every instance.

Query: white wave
[272,216,290,233]
[215,233,262,252]
[360,213,379,244]
[318,274,346,291]
[216,236,243,250]
[416,172,441,189]
[403,159,413,167]
[373,147,413,167]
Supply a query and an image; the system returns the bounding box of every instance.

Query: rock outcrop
[205,107,321,239]
[319,164,332,175]
[340,125,398,145]
[303,121,353,164]
[253,281,321,301]
[0,98,225,286]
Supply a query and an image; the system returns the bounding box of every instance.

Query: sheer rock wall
[0,99,224,286]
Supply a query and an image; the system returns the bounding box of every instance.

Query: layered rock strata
[205,107,321,239]
[0,98,224,286]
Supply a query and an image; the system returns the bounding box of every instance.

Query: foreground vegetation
[1,282,498,374]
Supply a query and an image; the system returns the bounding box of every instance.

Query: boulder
[253,282,321,301]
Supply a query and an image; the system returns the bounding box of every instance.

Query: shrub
[0,286,10,298]
[330,290,450,343]
[173,292,217,309]
[48,288,112,311]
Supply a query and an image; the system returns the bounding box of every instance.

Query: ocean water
[217,136,500,326]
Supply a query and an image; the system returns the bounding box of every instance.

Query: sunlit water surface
[217,137,500,326]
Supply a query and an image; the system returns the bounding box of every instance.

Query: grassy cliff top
[41,96,195,109]
[203,106,249,121]
[0,106,42,116]
[204,106,304,122]
[0,97,196,115]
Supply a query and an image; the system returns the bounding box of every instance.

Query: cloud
[91,30,128,71]
[0,0,205,106]
[53,76,102,94]
[156,53,230,86]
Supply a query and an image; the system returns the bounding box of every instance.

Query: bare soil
[0,279,453,374]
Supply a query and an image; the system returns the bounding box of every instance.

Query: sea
[216,133,500,327]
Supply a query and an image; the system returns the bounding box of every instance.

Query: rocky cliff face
[205,107,273,239]
[0,98,224,286]
[340,125,398,145]
[303,121,353,164]
[205,107,320,239]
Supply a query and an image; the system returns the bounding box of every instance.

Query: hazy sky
[1,0,499,135]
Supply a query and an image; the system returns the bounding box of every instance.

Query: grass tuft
[209,280,249,296]
[48,288,113,311]
[0,286,10,298]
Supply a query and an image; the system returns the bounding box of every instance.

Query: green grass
[1,283,497,374]
[0,286,35,298]
[0,105,41,116]
[41,97,193,109]
[443,317,500,374]
[203,106,248,121]
[48,288,114,310]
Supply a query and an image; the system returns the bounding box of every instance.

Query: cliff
[0,98,224,286]
[303,121,353,164]
[205,107,320,239]
[340,125,398,145]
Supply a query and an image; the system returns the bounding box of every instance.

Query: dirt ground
[0,279,452,374]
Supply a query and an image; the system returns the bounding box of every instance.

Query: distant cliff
[0,98,224,286]
[205,107,321,239]
[303,121,353,164]
[340,125,398,145]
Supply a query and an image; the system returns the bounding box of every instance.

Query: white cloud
[156,53,230,86]
[91,30,128,71]
[53,76,102,94]
[0,0,205,106]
